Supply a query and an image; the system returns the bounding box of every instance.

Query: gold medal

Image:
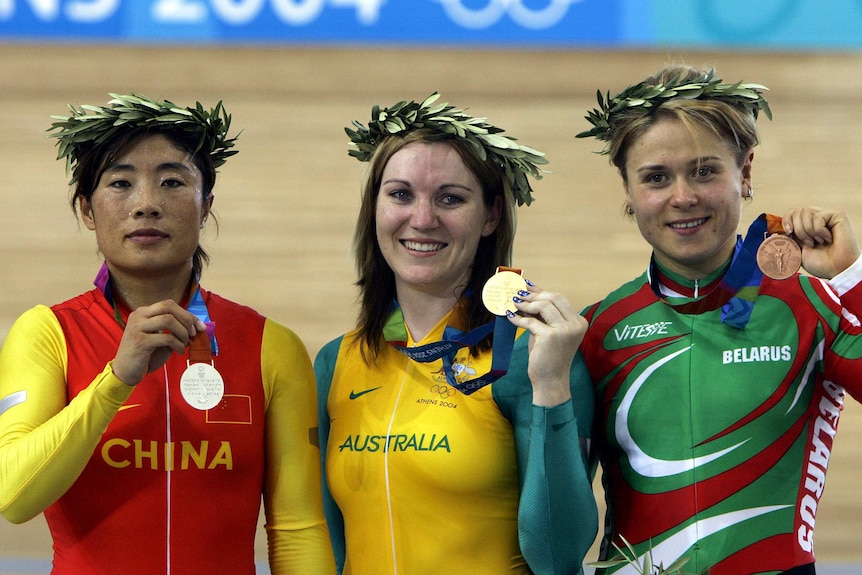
[756,234,802,280]
[482,267,526,316]
[180,362,225,411]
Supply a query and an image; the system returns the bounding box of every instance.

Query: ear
[481,195,503,237]
[621,171,633,204]
[201,193,214,228]
[80,197,96,231]
[741,149,754,194]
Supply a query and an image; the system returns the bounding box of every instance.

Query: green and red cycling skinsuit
[581,236,862,575]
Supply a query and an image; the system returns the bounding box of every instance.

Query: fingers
[780,207,861,278]
[782,206,836,247]
[504,281,584,406]
[112,300,205,386]
[506,282,585,340]
[129,301,203,347]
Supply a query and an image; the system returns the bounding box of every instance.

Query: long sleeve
[261,319,336,575]
[0,305,134,524]
[313,336,347,575]
[494,335,599,575]
[823,252,862,399]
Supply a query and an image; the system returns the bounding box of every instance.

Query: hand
[782,206,861,279]
[111,300,207,386]
[506,282,587,407]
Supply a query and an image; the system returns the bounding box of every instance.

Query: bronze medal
[482,267,526,316]
[756,234,802,280]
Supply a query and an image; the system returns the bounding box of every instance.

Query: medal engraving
[756,234,802,280]
[180,362,224,411]
[482,270,527,316]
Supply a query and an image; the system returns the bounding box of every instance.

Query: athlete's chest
[589,296,824,458]
[326,345,516,494]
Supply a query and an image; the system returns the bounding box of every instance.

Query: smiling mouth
[401,240,446,253]
[669,218,707,230]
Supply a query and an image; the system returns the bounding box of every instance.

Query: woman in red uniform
[0,94,335,575]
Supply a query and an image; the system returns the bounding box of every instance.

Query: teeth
[403,240,444,252]
[670,219,706,229]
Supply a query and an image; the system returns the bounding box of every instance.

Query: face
[80,133,212,280]
[375,141,501,299]
[623,116,753,279]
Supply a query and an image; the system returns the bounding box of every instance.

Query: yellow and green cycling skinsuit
[316,300,598,575]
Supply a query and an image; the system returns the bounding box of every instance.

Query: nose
[131,183,163,218]
[669,178,698,208]
[410,198,439,229]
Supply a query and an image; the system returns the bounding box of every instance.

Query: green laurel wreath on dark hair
[576,68,771,150]
[48,93,239,183]
[345,92,547,206]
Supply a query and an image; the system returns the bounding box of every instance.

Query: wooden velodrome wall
[1,44,862,566]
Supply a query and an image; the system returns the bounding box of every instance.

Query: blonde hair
[607,65,761,181]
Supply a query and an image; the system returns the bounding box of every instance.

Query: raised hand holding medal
[779,206,862,280]
[491,270,586,407]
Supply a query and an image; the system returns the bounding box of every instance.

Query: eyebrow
[635,155,724,174]
[104,161,195,174]
[381,178,475,192]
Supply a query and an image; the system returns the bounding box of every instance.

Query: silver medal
[180,362,224,411]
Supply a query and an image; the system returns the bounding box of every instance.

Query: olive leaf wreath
[48,93,239,183]
[346,92,547,206]
[576,68,771,151]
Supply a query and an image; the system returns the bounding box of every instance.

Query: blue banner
[1,0,861,48]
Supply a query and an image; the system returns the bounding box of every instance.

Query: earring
[625,206,634,215]
[746,187,754,199]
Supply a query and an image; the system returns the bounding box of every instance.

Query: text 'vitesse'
[613,322,673,342]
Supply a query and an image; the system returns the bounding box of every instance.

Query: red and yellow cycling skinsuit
[0,285,334,575]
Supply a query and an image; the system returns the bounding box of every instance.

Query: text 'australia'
[338,434,451,453]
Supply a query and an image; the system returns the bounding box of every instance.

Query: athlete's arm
[313,337,347,575]
[495,336,598,575]
[261,319,335,575]
[0,305,133,523]
[818,252,862,399]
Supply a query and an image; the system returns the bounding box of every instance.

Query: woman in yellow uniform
[316,94,598,575]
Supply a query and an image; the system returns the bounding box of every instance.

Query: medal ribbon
[649,213,785,330]
[384,300,517,395]
[94,262,218,357]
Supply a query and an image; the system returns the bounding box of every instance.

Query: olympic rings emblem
[430,384,457,398]
[433,0,581,30]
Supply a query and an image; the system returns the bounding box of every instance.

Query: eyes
[104,175,190,192]
[384,188,468,207]
[641,164,719,186]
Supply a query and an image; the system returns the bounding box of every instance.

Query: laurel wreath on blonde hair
[48,93,239,183]
[576,68,771,151]
[345,92,547,206]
